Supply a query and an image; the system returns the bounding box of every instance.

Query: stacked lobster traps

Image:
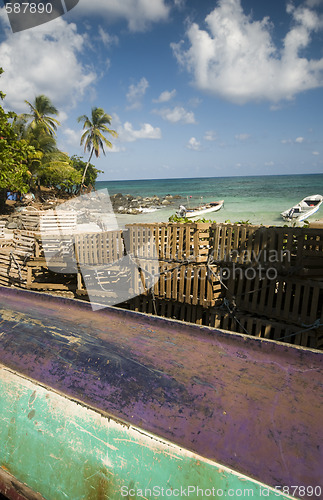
[125,223,223,319]
[124,223,323,350]
[74,230,130,304]
[0,208,77,291]
[1,212,322,349]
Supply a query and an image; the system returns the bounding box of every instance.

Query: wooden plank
[200,266,207,305]
[185,265,193,304]
[165,263,172,299]
[191,266,199,306]
[309,285,320,324]
[178,225,184,261]
[178,265,185,302]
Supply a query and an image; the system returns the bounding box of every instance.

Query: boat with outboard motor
[177,199,224,219]
[281,194,323,222]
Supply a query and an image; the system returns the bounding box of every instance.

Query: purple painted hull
[0,286,322,495]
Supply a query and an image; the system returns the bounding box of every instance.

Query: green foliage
[22,94,61,137]
[284,219,310,228]
[169,215,254,225]
[0,70,115,203]
[78,107,118,158]
[168,214,217,223]
[78,107,118,189]
[0,70,36,195]
[38,162,82,193]
[70,155,102,187]
[225,218,251,225]
[13,94,82,193]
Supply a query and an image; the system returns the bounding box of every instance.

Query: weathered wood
[74,230,124,265]
[225,274,323,330]
[126,223,211,263]
[210,223,323,275]
[21,208,77,233]
[0,466,45,500]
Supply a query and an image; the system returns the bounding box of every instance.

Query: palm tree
[77,107,118,190]
[23,94,61,136]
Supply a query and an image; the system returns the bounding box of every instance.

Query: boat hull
[0,367,298,500]
[0,287,322,500]
[281,194,323,222]
[185,200,224,218]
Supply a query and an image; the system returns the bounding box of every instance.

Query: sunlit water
[96,174,323,227]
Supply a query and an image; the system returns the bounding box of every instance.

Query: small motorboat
[177,199,224,219]
[281,194,323,222]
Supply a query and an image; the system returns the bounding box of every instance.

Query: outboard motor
[176,205,187,217]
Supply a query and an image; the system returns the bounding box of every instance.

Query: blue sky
[0,0,323,180]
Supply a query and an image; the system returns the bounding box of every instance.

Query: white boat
[281,194,323,222]
[177,200,224,219]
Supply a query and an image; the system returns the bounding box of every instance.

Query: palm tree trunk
[80,147,94,192]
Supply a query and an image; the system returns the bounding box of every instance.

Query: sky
[0,0,323,181]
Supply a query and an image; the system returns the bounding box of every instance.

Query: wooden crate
[131,260,222,308]
[19,209,77,259]
[206,308,322,349]
[21,208,77,233]
[77,264,132,300]
[225,273,323,329]
[127,296,206,325]
[126,223,211,263]
[13,230,42,257]
[0,250,29,288]
[210,223,323,275]
[75,230,124,265]
[124,296,322,349]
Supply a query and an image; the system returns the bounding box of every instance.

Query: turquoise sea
[96,174,323,226]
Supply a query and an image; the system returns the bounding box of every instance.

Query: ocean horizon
[96,173,323,227]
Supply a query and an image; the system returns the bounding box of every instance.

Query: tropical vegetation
[78,107,117,191]
[0,68,116,213]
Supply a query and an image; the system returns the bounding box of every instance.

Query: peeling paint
[0,367,297,500]
[0,287,322,500]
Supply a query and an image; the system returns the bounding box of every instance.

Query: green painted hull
[0,366,295,500]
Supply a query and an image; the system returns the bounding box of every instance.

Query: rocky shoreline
[110,192,182,214]
[0,191,183,229]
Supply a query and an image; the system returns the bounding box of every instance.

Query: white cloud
[126,77,149,110]
[171,0,323,104]
[204,130,217,141]
[153,89,176,103]
[235,133,251,141]
[115,118,162,143]
[0,14,96,112]
[153,106,196,124]
[107,144,126,153]
[187,137,202,151]
[76,0,171,32]
[282,136,306,144]
[188,96,202,108]
[63,128,82,148]
[98,26,119,47]
[312,151,320,155]
[58,111,68,123]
